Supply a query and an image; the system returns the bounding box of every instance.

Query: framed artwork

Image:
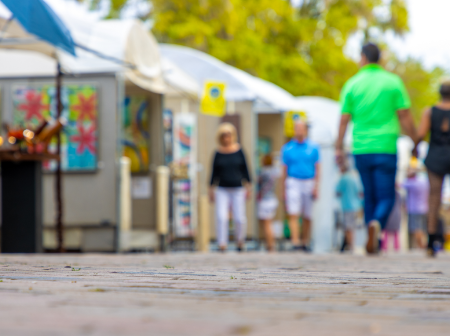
[172,113,197,238]
[122,97,150,173]
[12,84,98,171]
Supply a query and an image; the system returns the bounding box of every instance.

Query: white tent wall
[294,97,343,253]
[0,73,120,251]
[311,145,337,253]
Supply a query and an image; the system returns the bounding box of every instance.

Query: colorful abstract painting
[173,114,197,238]
[12,84,98,171]
[122,97,149,173]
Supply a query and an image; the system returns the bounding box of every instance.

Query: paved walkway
[0,252,450,335]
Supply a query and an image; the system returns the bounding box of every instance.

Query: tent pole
[55,62,64,253]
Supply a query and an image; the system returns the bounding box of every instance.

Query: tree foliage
[82,0,443,118]
[148,0,412,99]
[385,54,445,122]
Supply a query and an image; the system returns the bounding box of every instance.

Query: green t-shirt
[340,64,411,154]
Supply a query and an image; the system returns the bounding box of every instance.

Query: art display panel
[12,84,98,171]
[122,97,150,173]
[173,113,197,238]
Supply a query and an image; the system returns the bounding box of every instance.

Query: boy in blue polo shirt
[281,120,320,251]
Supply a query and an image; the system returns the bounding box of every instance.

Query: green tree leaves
[149,0,413,100]
[84,0,444,117]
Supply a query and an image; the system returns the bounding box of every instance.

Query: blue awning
[1,0,76,56]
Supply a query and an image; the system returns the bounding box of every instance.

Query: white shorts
[257,197,279,220]
[342,211,358,230]
[285,177,315,219]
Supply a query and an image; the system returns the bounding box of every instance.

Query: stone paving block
[0,252,449,335]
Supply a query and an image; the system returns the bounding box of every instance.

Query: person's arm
[280,146,287,203]
[336,179,342,198]
[336,114,351,166]
[397,108,418,144]
[416,107,432,145]
[281,164,288,204]
[313,162,320,199]
[240,150,252,200]
[312,146,320,199]
[395,77,417,145]
[336,81,353,166]
[209,153,218,202]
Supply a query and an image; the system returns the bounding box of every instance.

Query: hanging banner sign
[200,81,226,117]
[284,111,308,137]
[173,113,197,238]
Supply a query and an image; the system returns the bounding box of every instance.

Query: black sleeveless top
[425,106,450,175]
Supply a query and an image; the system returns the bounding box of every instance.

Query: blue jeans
[354,154,397,230]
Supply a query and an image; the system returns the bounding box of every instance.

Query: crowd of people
[208,42,449,257]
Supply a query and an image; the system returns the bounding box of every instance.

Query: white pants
[285,177,315,219]
[215,187,247,246]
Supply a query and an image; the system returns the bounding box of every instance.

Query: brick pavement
[0,252,449,336]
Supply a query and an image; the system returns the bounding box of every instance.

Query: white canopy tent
[161,58,199,99]
[159,44,300,112]
[0,0,165,93]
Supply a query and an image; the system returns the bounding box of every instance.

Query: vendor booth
[0,1,166,252]
[160,44,300,249]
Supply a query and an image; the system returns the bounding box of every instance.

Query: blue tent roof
[1,0,76,56]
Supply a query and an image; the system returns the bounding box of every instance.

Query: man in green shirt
[336,43,417,254]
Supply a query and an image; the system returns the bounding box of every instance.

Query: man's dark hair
[440,82,450,99]
[362,43,380,63]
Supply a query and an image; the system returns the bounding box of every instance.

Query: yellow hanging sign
[200,81,227,117]
[284,111,308,137]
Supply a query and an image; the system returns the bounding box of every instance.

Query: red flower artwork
[70,124,96,154]
[17,91,49,121]
[72,93,96,121]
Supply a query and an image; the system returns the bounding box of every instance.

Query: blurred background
[74,0,447,122]
[0,0,448,254]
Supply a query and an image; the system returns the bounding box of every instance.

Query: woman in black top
[415,79,450,256]
[209,123,251,252]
